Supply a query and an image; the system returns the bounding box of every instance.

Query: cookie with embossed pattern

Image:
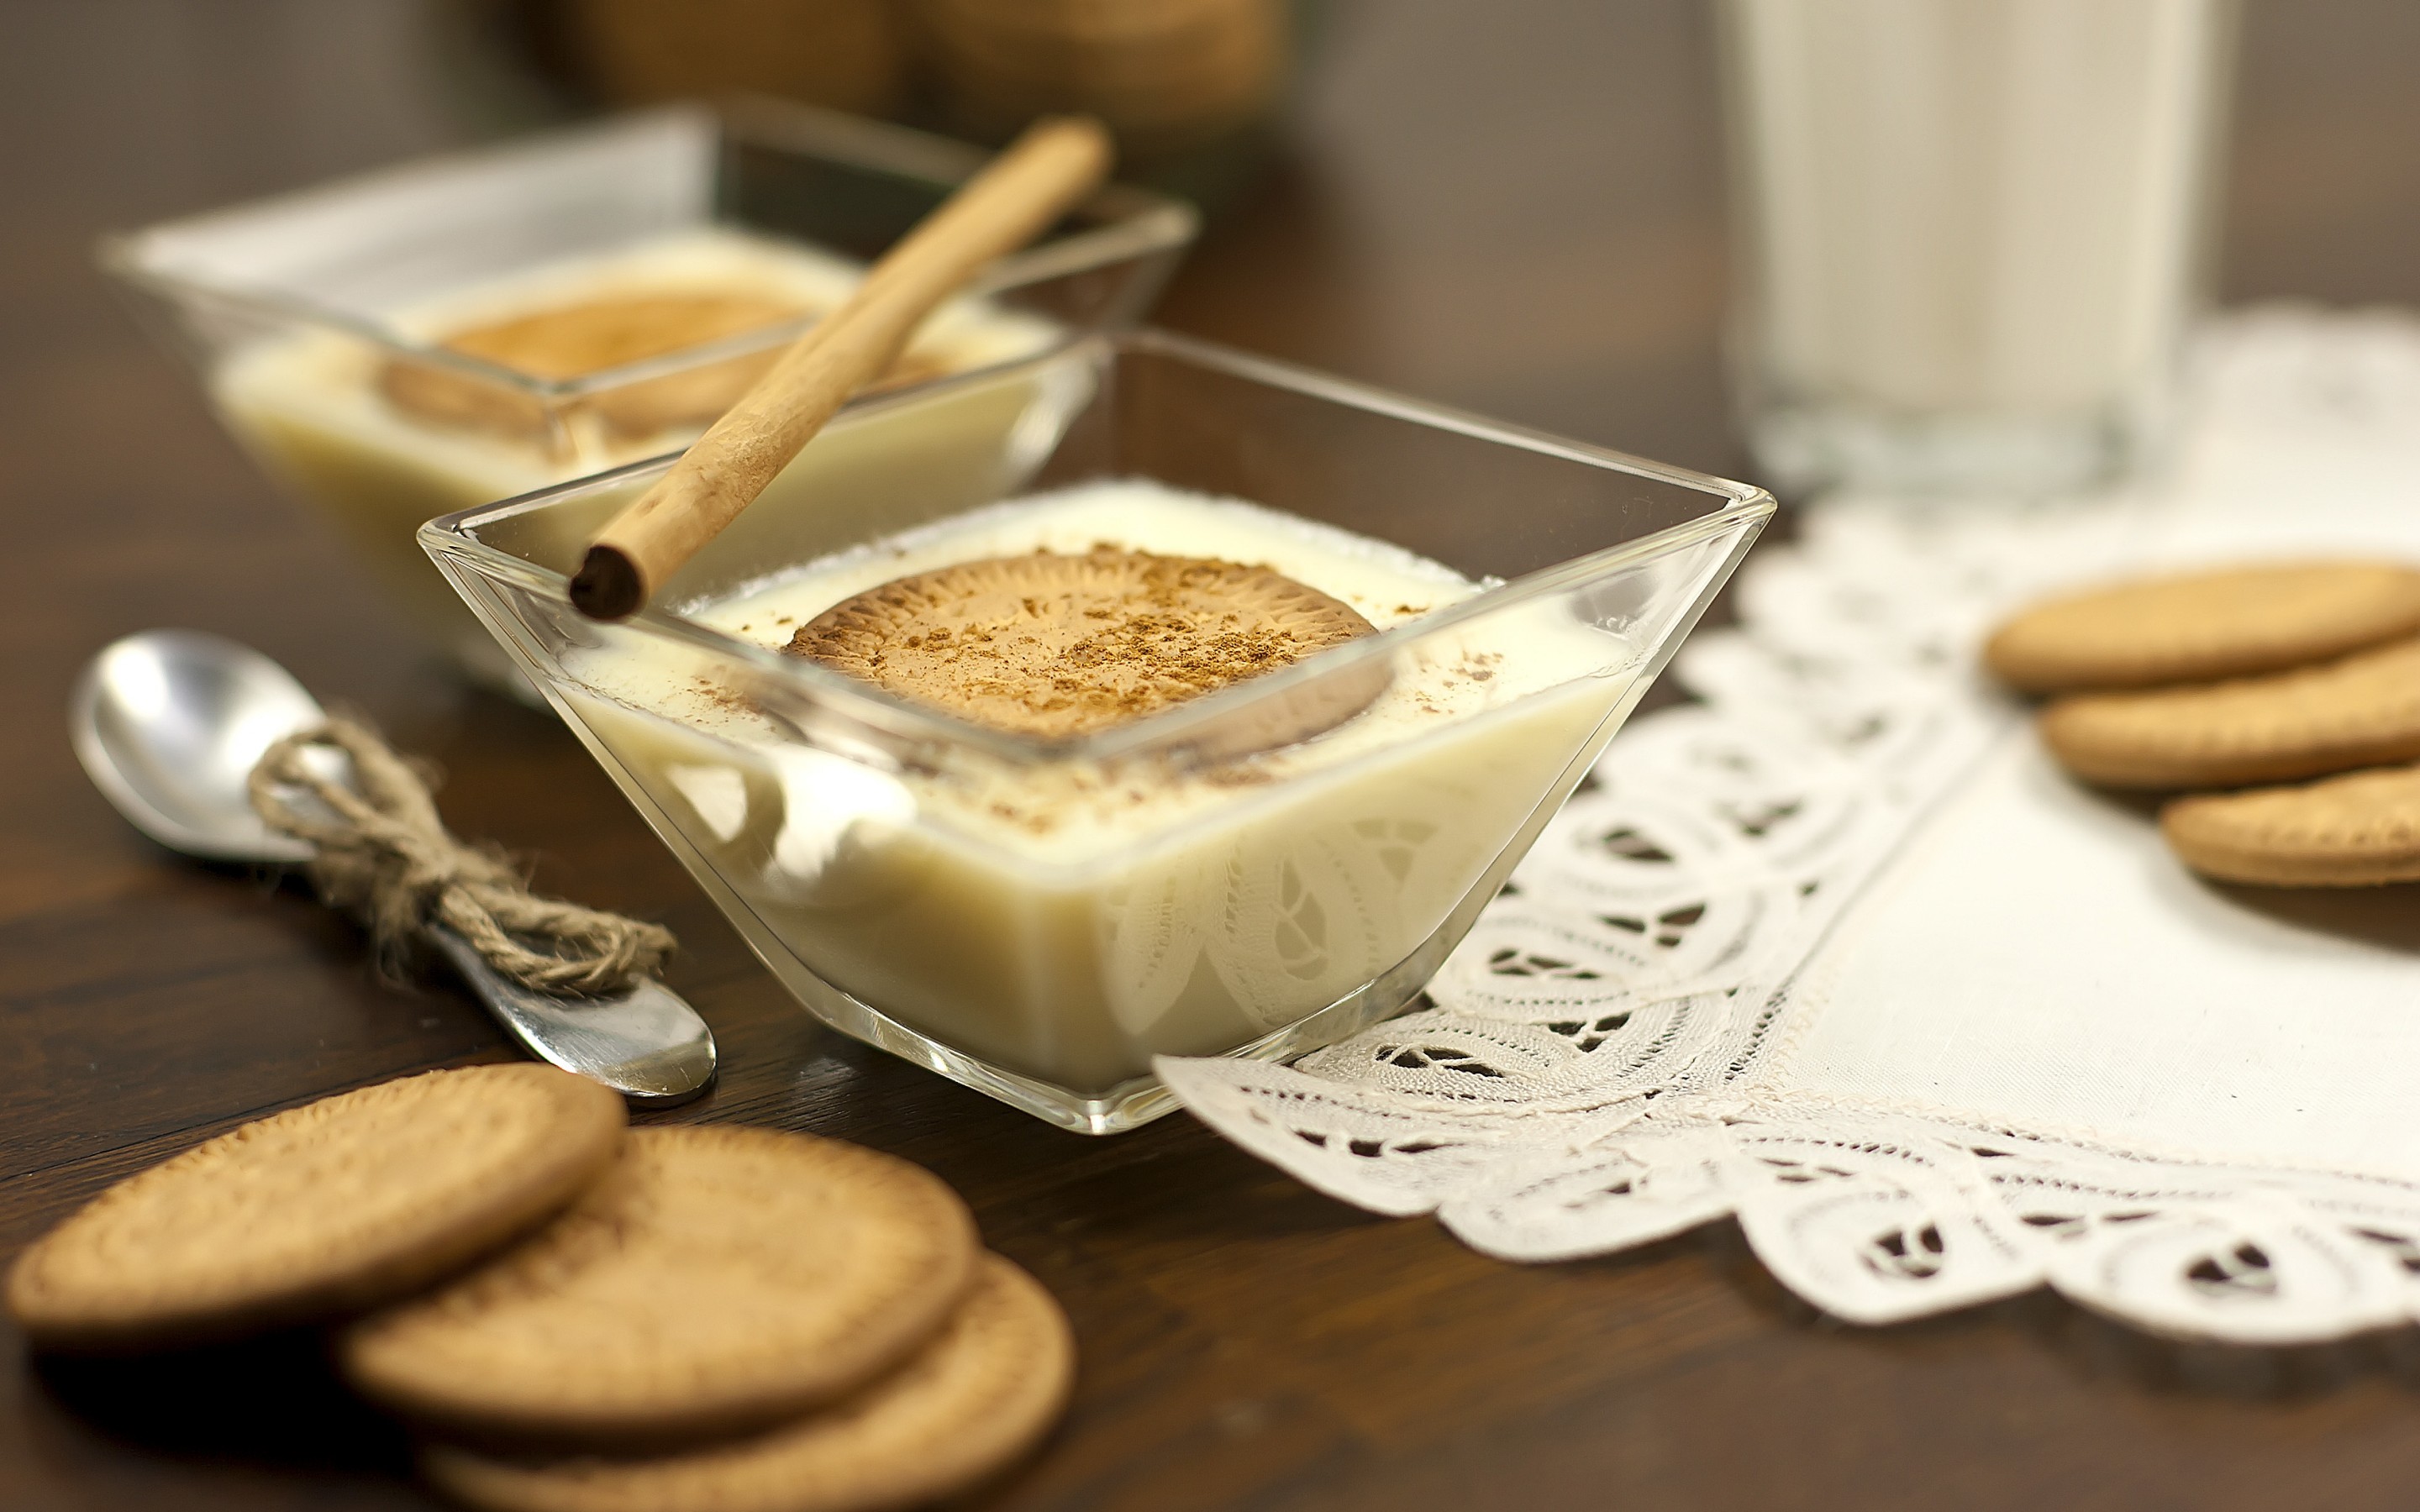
[5,1063,623,1352]
[379,292,949,448]
[1986,560,2420,694]
[788,547,1386,748]
[380,293,803,444]
[2162,761,2420,886]
[2038,635,2420,789]
[341,1126,979,1447]
[420,1253,1074,1512]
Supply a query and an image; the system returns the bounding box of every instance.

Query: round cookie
[2162,762,2420,886]
[2037,635,2420,789]
[1984,560,2420,694]
[787,547,1387,746]
[422,1254,1075,1512]
[6,1063,623,1352]
[342,1126,979,1446]
[381,293,804,444]
[431,295,806,383]
[379,293,945,447]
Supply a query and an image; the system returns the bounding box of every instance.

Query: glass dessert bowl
[103,98,1197,695]
[423,332,1773,1132]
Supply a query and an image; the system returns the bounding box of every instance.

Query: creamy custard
[212,226,1058,685]
[566,481,1641,1091]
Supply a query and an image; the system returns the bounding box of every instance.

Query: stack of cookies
[7,1064,1073,1512]
[1985,561,2420,886]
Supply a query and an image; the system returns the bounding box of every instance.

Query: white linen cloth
[1161,308,2420,1342]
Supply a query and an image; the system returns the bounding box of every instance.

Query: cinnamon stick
[569,116,1114,621]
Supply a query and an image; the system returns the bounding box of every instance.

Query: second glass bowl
[104,98,1197,694]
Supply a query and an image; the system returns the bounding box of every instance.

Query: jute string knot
[247,717,676,997]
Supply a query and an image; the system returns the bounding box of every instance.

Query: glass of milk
[1718,0,2239,495]
[422,332,1774,1133]
[102,99,1197,695]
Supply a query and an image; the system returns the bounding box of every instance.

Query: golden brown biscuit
[379,294,954,449]
[1985,561,2420,694]
[422,1254,1074,1512]
[380,293,804,445]
[789,547,1385,745]
[2038,636,2420,789]
[6,1064,623,1352]
[2162,762,2420,886]
[342,1126,979,1447]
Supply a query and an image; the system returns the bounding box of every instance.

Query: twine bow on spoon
[247,717,675,998]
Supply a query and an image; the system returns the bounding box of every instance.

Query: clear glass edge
[418,328,1778,771]
[502,580,1665,1131]
[93,99,1202,398]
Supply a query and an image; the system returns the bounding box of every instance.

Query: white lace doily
[1161,307,2420,1344]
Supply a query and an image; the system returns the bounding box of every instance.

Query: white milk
[209,226,1058,681]
[1723,0,2235,487]
[566,481,1640,1090]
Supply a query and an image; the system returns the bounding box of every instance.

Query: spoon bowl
[73,629,319,865]
[71,629,716,1105]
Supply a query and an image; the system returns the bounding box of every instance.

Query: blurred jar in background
[909,0,1286,160]
[1718,0,2239,498]
[560,0,912,115]
[466,0,1294,205]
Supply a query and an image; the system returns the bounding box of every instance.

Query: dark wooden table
[8,3,2420,1508]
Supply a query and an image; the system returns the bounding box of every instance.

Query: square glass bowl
[103,98,1197,694]
[423,332,1774,1131]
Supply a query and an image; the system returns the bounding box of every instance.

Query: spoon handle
[424,926,717,1106]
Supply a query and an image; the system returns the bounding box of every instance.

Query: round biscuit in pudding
[2037,635,2420,789]
[5,1064,623,1353]
[340,1126,980,1448]
[380,292,807,444]
[427,293,807,383]
[2161,762,2420,887]
[421,1254,1076,1512]
[1984,560,2420,694]
[378,293,954,447]
[786,547,1387,748]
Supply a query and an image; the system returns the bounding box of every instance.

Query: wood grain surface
[6,3,2420,1509]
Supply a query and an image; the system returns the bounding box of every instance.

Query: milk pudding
[213,226,1058,686]
[563,480,1644,1094]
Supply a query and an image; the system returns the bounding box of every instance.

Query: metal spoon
[69,629,716,1105]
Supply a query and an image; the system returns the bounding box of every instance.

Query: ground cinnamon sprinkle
[688,675,758,719]
[787,548,1380,739]
[378,291,950,451]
